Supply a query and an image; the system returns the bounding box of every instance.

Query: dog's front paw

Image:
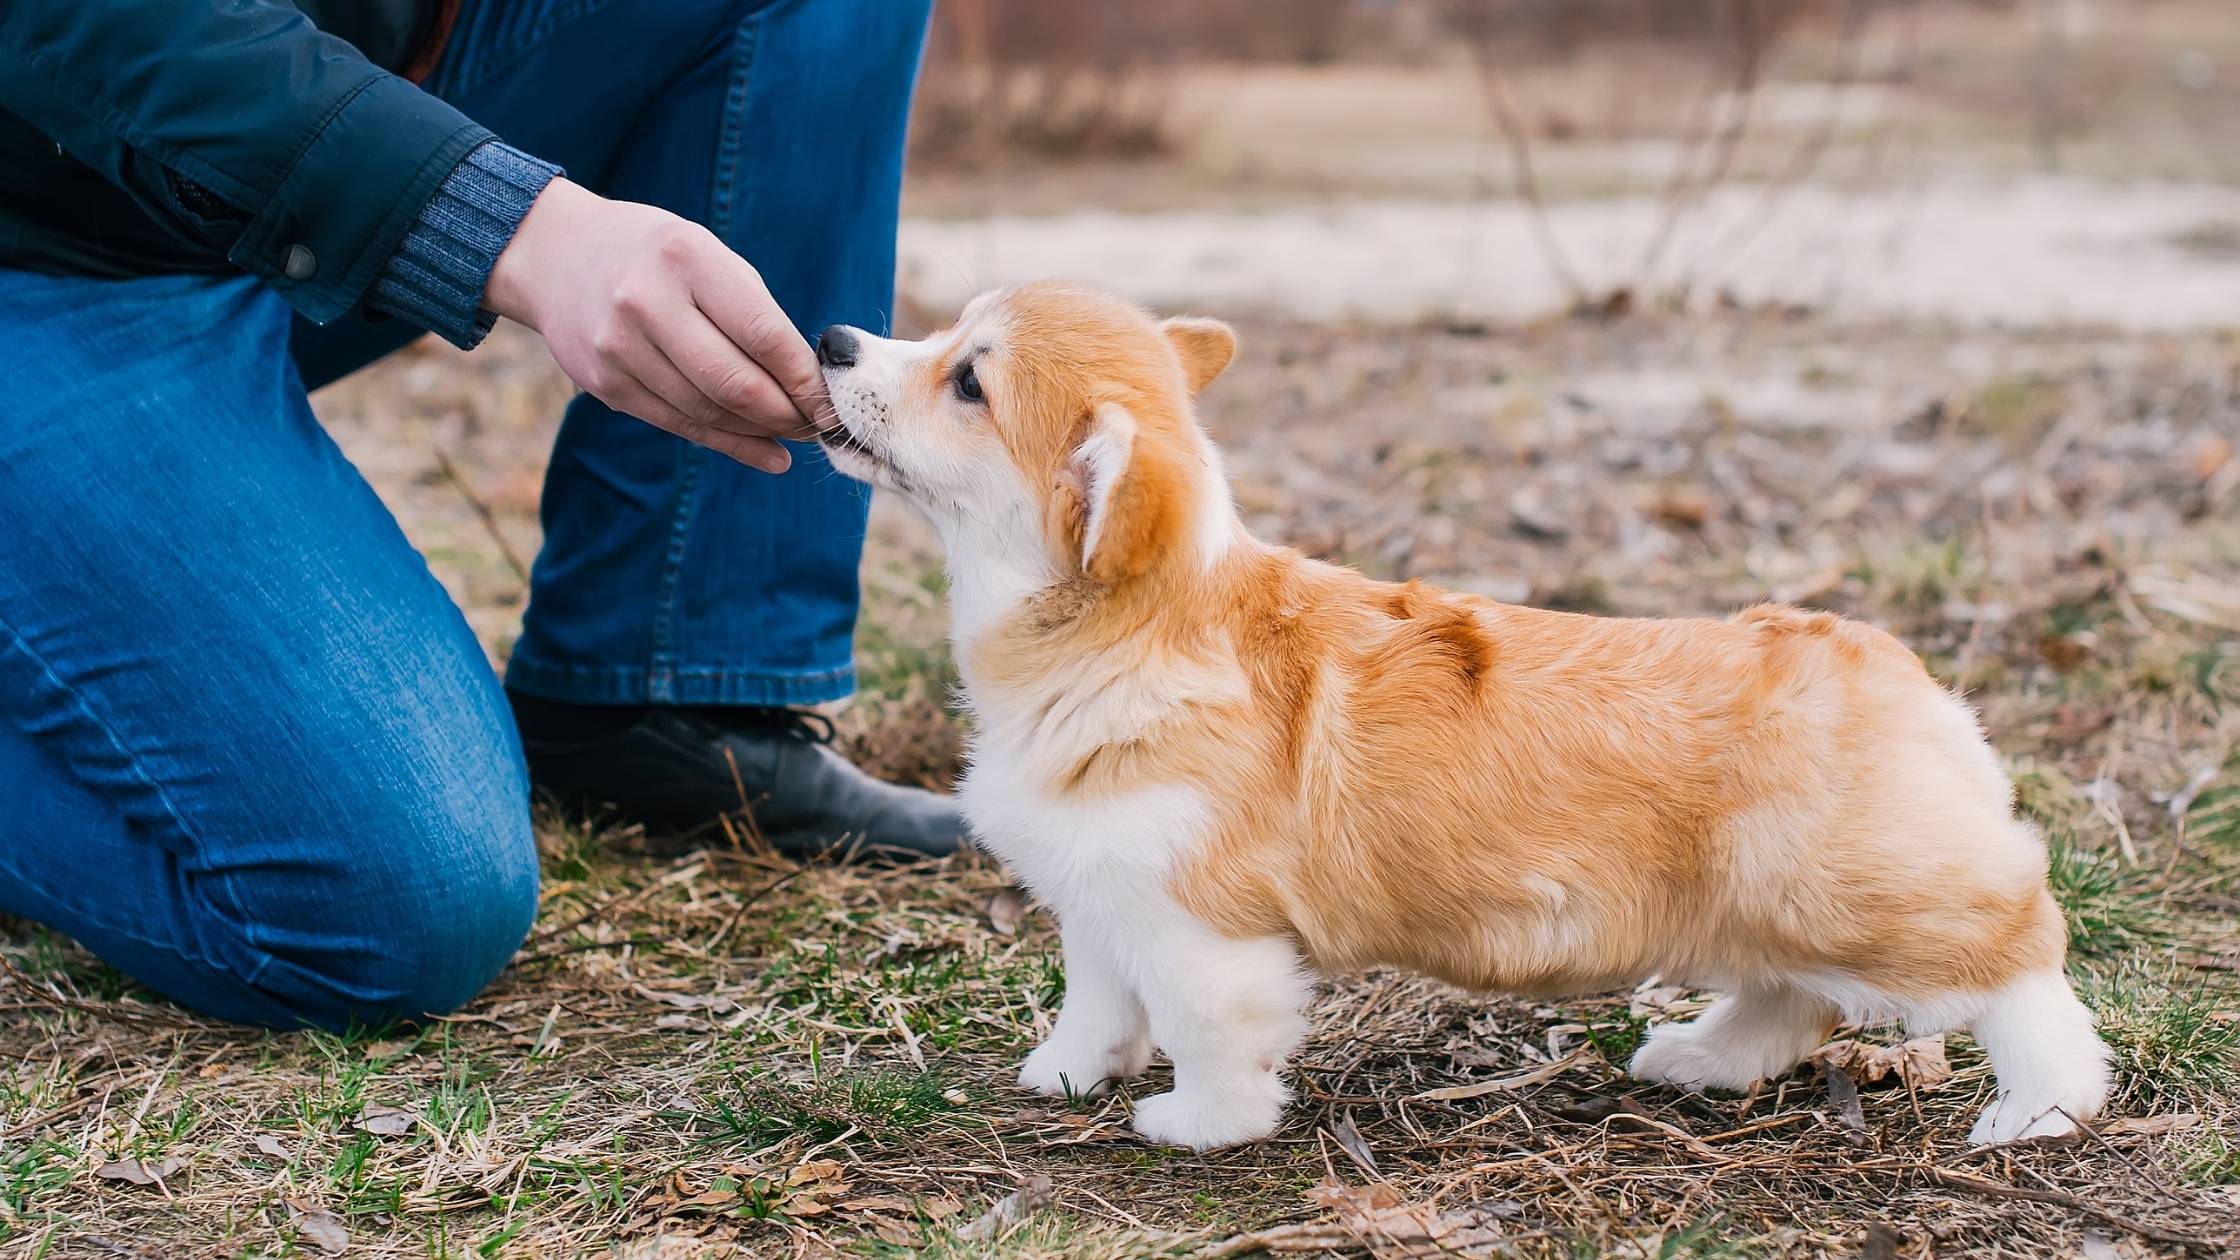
[1968,1093,2085,1144]
[1018,1033,1151,1099]
[1130,1089,1281,1151]
[1966,1064,2108,1145]
[1629,1020,1762,1092]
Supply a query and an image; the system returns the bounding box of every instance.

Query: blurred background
[898,0,2240,326]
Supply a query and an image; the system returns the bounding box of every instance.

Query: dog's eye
[954,363,984,404]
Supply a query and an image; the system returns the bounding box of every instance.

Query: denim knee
[222,717,542,1032]
[331,801,540,1027]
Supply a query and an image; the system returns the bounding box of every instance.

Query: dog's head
[815,282,1238,585]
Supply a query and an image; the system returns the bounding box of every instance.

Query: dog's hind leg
[1630,985,1839,1091]
[1964,968,2112,1143]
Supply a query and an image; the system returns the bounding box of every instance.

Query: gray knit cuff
[365,141,561,350]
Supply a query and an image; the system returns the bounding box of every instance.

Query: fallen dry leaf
[921,1193,965,1221]
[632,985,739,1015]
[959,1175,1054,1242]
[2097,1112,2199,1137]
[95,1155,182,1186]
[355,1104,416,1137]
[870,1217,919,1246]
[286,1197,350,1254]
[2183,432,2232,481]
[1306,1177,1403,1212]
[987,886,1029,936]
[1327,1111,1379,1179]
[1198,1196,1509,1258]
[253,1135,293,1160]
[786,1158,846,1187]
[2078,1227,2122,1260]
[1822,1062,1868,1142]
[1415,1046,1586,1101]
[1650,484,1715,528]
[1811,1036,1953,1090]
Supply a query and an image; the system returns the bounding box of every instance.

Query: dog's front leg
[1129,920,1311,1151]
[1019,915,1153,1099]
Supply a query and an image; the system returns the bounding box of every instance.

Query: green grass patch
[0,1138,80,1223]
[2178,1126,2240,1186]
[1848,535,1982,620]
[673,1067,963,1152]
[856,1210,1162,1260]
[2187,750,2240,851]
[2045,835,2169,961]
[2077,961,2240,1109]
[1957,374,2069,447]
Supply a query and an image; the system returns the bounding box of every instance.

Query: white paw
[1968,1091,2092,1144]
[1018,1033,1152,1099]
[1130,1088,1282,1151]
[1629,1021,1766,1092]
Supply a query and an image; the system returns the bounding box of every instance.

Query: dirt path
[900,176,2240,330]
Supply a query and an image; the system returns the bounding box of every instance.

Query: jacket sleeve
[0,0,509,327]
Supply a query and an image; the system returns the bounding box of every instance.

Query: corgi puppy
[811,282,2112,1152]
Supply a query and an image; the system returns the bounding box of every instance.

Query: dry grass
[3,309,2238,1258]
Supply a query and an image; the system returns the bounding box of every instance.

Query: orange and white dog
[812,282,2112,1151]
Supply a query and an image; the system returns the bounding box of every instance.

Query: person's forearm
[364,142,561,350]
[0,0,491,326]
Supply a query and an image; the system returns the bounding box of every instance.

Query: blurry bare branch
[1461,35,1591,307]
[1676,0,1880,292]
[2027,0,2068,173]
[1632,0,1802,289]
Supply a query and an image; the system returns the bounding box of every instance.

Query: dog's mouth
[816,419,914,493]
[817,422,877,461]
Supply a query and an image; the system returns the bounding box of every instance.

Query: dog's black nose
[817,325,859,369]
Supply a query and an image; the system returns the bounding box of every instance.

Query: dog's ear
[1071,402,1188,583]
[1160,317,1236,395]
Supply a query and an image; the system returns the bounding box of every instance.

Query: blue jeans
[0,0,928,1029]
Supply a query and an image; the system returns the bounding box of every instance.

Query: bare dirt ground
[4,8,2239,1257]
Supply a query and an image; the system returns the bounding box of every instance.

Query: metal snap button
[283,245,317,281]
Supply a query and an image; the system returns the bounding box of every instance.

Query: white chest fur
[956,742,1213,914]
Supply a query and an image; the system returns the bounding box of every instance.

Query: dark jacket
[0,1,492,327]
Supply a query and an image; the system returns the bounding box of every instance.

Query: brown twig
[513,935,671,965]
[0,954,194,1028]
[1918,1166,2223,1253]
[433,444,532,588]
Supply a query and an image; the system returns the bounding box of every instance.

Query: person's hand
[484,178,821,473]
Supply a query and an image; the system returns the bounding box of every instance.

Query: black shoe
[509,693,967,861]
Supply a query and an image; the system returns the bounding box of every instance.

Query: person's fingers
[667,418,793,473]
[683,250,824,422]
[621,331,749,434]
[604,354,797,470]
[598,361,793,475]
[656,310,812,440]
[589,377,696,439]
